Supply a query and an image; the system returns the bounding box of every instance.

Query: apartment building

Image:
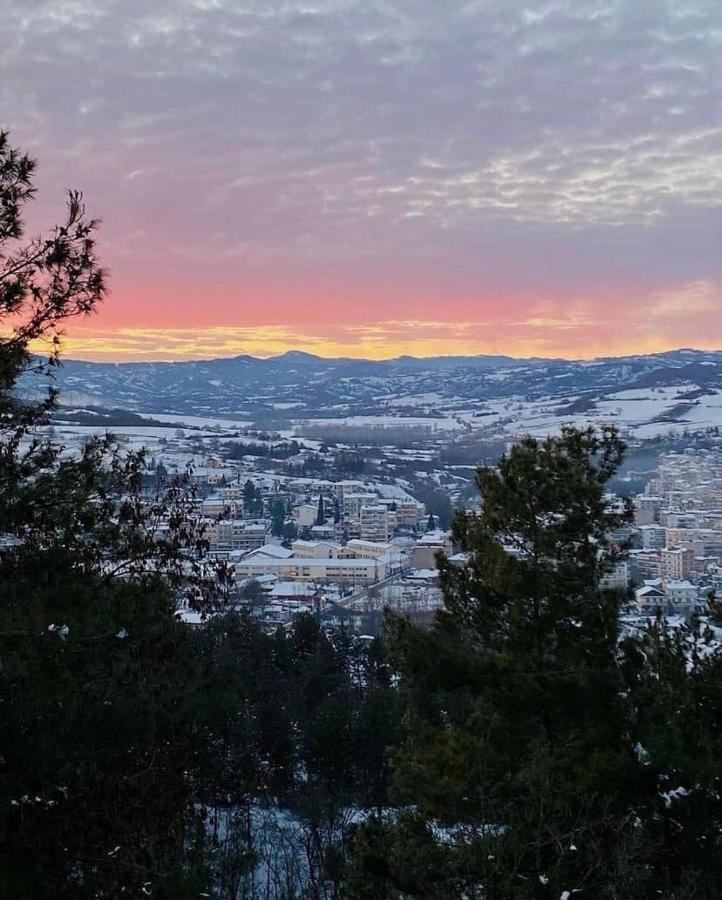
[210,520,268,553]
[409,531,454,569]
[291,539,339,559]
[342,492,378,520]
[634,578,700,616]
[660,546,693,581]
[359,504,390,542]
[234,555,389,585]
[293,503,319,529]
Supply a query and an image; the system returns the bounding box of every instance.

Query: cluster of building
[161,462,452,625]
[187,470,428,547]
[285,478,427,542]
[46,419,722,631]
[164,446,722,624]
[235,538,408,586]
[226,530,457,626]
[627,449,722,617]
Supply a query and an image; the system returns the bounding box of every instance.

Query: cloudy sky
[2,0,722,360]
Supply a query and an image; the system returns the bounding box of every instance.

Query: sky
[2,0,722,361]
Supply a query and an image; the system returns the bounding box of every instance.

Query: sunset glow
[5,1,722,361]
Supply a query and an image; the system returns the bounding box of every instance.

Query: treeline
[52,407,184,428]
[3,599,399,897]
[439,436,508,467]
[296,448,369,478]
[300,424,443,446]
[226,439,303,460]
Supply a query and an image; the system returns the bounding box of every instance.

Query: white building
[292,539,340,559]
[409,531,454,569]
[359,505,390,542]
[234,555,390,585]
[343,492,377,519]
[239,544,294,562]
[210,520,268,553]
[393,499,427,530]
[660,546,693,581]
[294,503,319,529]
[665,579,699,609]
[202,495,239,517]
[638,524,666,549]
[634,579,701,616]
[343,539,396,559]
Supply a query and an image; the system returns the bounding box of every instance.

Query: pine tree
[619,612,722,893]
[0,130,215,897]
[271,498,287,536]
[346,427,673,899]
[316,493,326,525]
[243,478,264,516]
[243,478,257,514]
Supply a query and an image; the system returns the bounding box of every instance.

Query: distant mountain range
[21,348,722,433]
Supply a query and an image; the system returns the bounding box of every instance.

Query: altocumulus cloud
[2,0,722,357]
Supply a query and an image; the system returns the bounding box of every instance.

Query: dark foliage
[0,130,401,898]
[346,427,722,899]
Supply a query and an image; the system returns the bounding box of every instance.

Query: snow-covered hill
[22,348,722,441]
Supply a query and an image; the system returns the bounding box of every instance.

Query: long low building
[234,555,393,585]
[341,539,398,559]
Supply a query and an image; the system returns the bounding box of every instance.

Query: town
[39,410,722,633]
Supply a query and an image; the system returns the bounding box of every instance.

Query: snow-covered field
[447,388,722,441]
[51,382,722,452]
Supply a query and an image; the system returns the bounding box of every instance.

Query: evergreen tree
[190,612,402,898]
[618,611,722,894]
[316,494,326,525]
[282,519,298,543]
[271,498,286,537]
[345,427,698,899]
[243,478,264,516]
[0,130,215,897]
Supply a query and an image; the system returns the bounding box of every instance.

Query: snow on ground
[594,386,693,423]
[449,385,722,440]
[46,372,722,452]
[632,422,686,440]
[671,391,722,427]
[365,481,418,501]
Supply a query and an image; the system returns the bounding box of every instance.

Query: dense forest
[2,134,722,898]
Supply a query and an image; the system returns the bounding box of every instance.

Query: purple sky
[2,0,722,359]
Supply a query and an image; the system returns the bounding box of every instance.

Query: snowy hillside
[23,348,722,441]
